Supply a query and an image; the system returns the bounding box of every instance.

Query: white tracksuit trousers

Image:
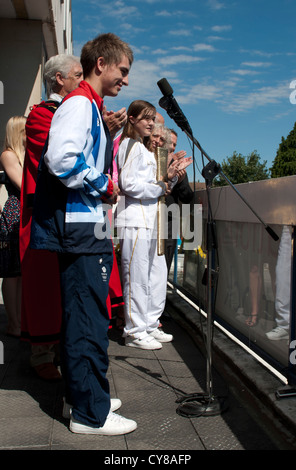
[119,226,167,339]
[275,225,292,330]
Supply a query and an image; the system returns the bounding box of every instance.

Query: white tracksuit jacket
[115,138,166,230]
[115,138,168,339]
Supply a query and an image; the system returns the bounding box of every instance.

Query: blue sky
[72,0,296,182]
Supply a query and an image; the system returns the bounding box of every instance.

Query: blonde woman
[0,116,26,337]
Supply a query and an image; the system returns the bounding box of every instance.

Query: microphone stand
[173,126,279,418]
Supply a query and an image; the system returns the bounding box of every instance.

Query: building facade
[0,0,73,204]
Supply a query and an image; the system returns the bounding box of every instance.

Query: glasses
[64,72,83,80]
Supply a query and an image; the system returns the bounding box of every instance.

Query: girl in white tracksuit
[115,100,175,350]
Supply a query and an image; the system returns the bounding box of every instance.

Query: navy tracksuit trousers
[58,251,113,427]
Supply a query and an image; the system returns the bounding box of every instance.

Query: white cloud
[171,46,192,52]
[222,82,290,113]
[120,23,146,34]
[207,35,232,42]
[105,59,164,107]
[190,84,221,101]
[168,44,215,53]
[207,0,225,10]
[211,25,232,32]
[157,55,205,66]
[168,29,192,37]
[151,49,168,55]
[193,43,216,52]
[231,69,259,76]
[240,49,274,58]
[160,77,290,116]
[155,10,173,17]
[241,61,273,68]
[100,1,139,18]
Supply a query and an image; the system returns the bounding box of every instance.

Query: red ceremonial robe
[20,100,62,344]
[20,100,123,343]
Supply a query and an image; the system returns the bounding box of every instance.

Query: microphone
[157,78,192,135]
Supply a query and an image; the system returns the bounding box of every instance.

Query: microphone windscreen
[157,78,173,97]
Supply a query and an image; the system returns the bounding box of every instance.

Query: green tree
[270,122,296,178]
[213,150,270,186]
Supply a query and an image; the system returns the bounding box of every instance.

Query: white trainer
[266,327,289,341]
[125,335,162,350]
[150,329,173,343]
[70,411,137,435]
[62,398,122,420]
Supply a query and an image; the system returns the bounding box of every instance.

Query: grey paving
[0,301,282,452]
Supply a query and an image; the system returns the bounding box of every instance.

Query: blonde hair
[4,116,26,166]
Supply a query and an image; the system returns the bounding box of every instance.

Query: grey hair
[43,54,81,96]
[164,126,172,150]
[152,123,172,150]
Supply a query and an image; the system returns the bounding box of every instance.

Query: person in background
[169,128,178,153]
[148,122,170,151]
[165,129,194,272]
[20,54,83,381]
[266,225,291,341]
[0,116,26,338]
[30,33,137,436]
[102,105,127,325]
[155,112,165,125]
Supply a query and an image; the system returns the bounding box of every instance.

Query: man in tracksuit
[30,33,136,435]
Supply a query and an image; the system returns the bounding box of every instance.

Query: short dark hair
[80,32,133,78]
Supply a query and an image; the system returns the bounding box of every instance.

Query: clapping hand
[103,107,127,139]
[167,150,192,181]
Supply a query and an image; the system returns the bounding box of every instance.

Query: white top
[115,138,165,229]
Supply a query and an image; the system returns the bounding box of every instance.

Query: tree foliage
[213,150,270,186]
[270,122,296,178]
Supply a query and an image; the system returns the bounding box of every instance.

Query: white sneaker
[266,327,289,341]
[150,329,173,343]
[70,411,137,435]
[125,335,162,350]
[62,397,122,419]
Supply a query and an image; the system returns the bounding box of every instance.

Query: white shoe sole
[150,330,173,343]
[62,398,122,420]
[266,333,289,341]
[70,412,137,435]
[125,337,162,350]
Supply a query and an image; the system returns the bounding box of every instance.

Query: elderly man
[20,54,83,380]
